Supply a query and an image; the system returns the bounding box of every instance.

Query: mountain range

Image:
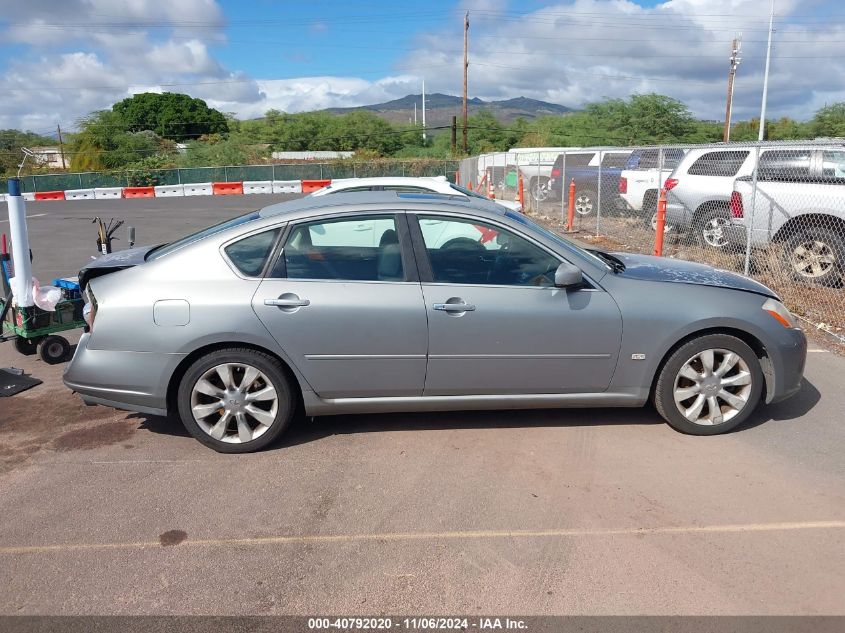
[323,93,572,128]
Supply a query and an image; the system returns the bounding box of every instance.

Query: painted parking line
[1,520,843,556]
[0,213,48,223]
[807,349,830,353]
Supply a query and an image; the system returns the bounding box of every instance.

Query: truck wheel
[177,348,296,453]
[574,189,597,216]
[784,227,844,287]
[39,335,71,364]
[694,206,731,249]
[654,334,763,436]
[529,177,550,203]
[14,337,39,356]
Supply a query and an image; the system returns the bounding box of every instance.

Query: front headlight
[762,298,799,329]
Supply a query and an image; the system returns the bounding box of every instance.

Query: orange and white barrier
[14,178,333,201]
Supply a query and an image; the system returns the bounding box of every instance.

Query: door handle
[265,298,310,307]
[434,302,475,312]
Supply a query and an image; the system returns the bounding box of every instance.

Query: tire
[176,348,296,453]
[654,334,763,436]
[642,191,658,228]
[783,226,844,287]
[573,189,597,216]
[694,206,731,249]
[649,211,674,234]
[14,336,39,356]
[529,177,550,203]
[38,335,71,364]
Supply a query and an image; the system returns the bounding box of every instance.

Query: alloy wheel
[190,363,279,443]
[701,217,730,248]
[790,239,836,279]
[673,348,753,426]
[574,194,594,216]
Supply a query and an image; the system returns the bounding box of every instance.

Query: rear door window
[277,215,404,282]
[687,151,749,177]
[757,149,813,182]
[820,150,845,181]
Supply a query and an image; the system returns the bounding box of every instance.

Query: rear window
[758,149,813,182]
[687,151,749,177]
[146,212,259,261]
[552,153,595,168]
[626,148,685,170]
[224,229,281,277]
[601,153,630,169]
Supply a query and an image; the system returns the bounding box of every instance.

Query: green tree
[112,92,228,141]
[0,129,56,175]
[810,103,845,138]
[68,110,169,171]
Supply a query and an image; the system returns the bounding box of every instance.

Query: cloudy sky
[1,0,844,132]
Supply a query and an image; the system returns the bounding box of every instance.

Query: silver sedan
[65,192,807,453]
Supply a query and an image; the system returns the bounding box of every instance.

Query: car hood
[78,244,158,289]
[611,252,778,298]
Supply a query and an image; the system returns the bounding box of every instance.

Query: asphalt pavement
[0,195,843,615]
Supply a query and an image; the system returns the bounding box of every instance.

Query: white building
[31,146,69,169]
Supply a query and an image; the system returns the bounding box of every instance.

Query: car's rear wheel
[654,334,763,435]
[177,348,295,453]
[695,206,731,249]
[783,227,844,287]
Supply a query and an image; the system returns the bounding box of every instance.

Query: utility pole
[759,0,775,141]
[451,115,457,155]
[462,11,469,154]
[422,79,427,143]
[723,36,742,142]
[56,124,67,169]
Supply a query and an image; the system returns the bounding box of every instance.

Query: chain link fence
[460,141,845,343]
[4,160,460,193]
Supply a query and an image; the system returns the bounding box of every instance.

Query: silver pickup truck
[726,147,845,287]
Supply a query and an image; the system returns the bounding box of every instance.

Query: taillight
[551,168,561,177]
[730,191,744,218]
[664,177,679,190]
[83,287,97,332]
[619,177,627,194]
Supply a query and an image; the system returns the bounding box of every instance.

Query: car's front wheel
[695,206,732,249]
[177,348,295,453]
[654,334,763,435]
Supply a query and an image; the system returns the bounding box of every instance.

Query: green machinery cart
[0,281,84,364]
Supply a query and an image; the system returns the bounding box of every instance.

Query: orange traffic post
[487,169,495,199]
[566,178,576,232]
[517,172,525,209]
[455,170,461,185]
[476,172,486,193]
[653,188,667,257]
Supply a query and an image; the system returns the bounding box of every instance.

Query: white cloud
[1,0,843,131]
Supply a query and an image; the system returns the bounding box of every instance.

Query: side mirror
[554,261,583,288]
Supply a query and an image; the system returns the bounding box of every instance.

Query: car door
[410,213,623,396]
[252,213,428,399]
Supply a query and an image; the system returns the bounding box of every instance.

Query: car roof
[257,190,507,219]
[324,176,448,186]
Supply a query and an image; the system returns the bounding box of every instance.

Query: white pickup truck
[619,148,686,229]
[726,146,845,287]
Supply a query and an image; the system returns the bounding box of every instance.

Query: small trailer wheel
[39,335,71,365]
[14,337,39,356]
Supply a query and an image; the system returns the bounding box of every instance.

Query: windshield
[146,212,260,261]
[504,211,610,271]
[449,183,490,200]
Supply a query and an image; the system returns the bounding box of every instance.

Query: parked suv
[727,147,845,286]
[544,150,631,214]
[619,148,686,230]
[664,148,757,249]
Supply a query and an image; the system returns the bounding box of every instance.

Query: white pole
[6,178,34,307]
[758,0,775,141]
[422,79,427,142]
